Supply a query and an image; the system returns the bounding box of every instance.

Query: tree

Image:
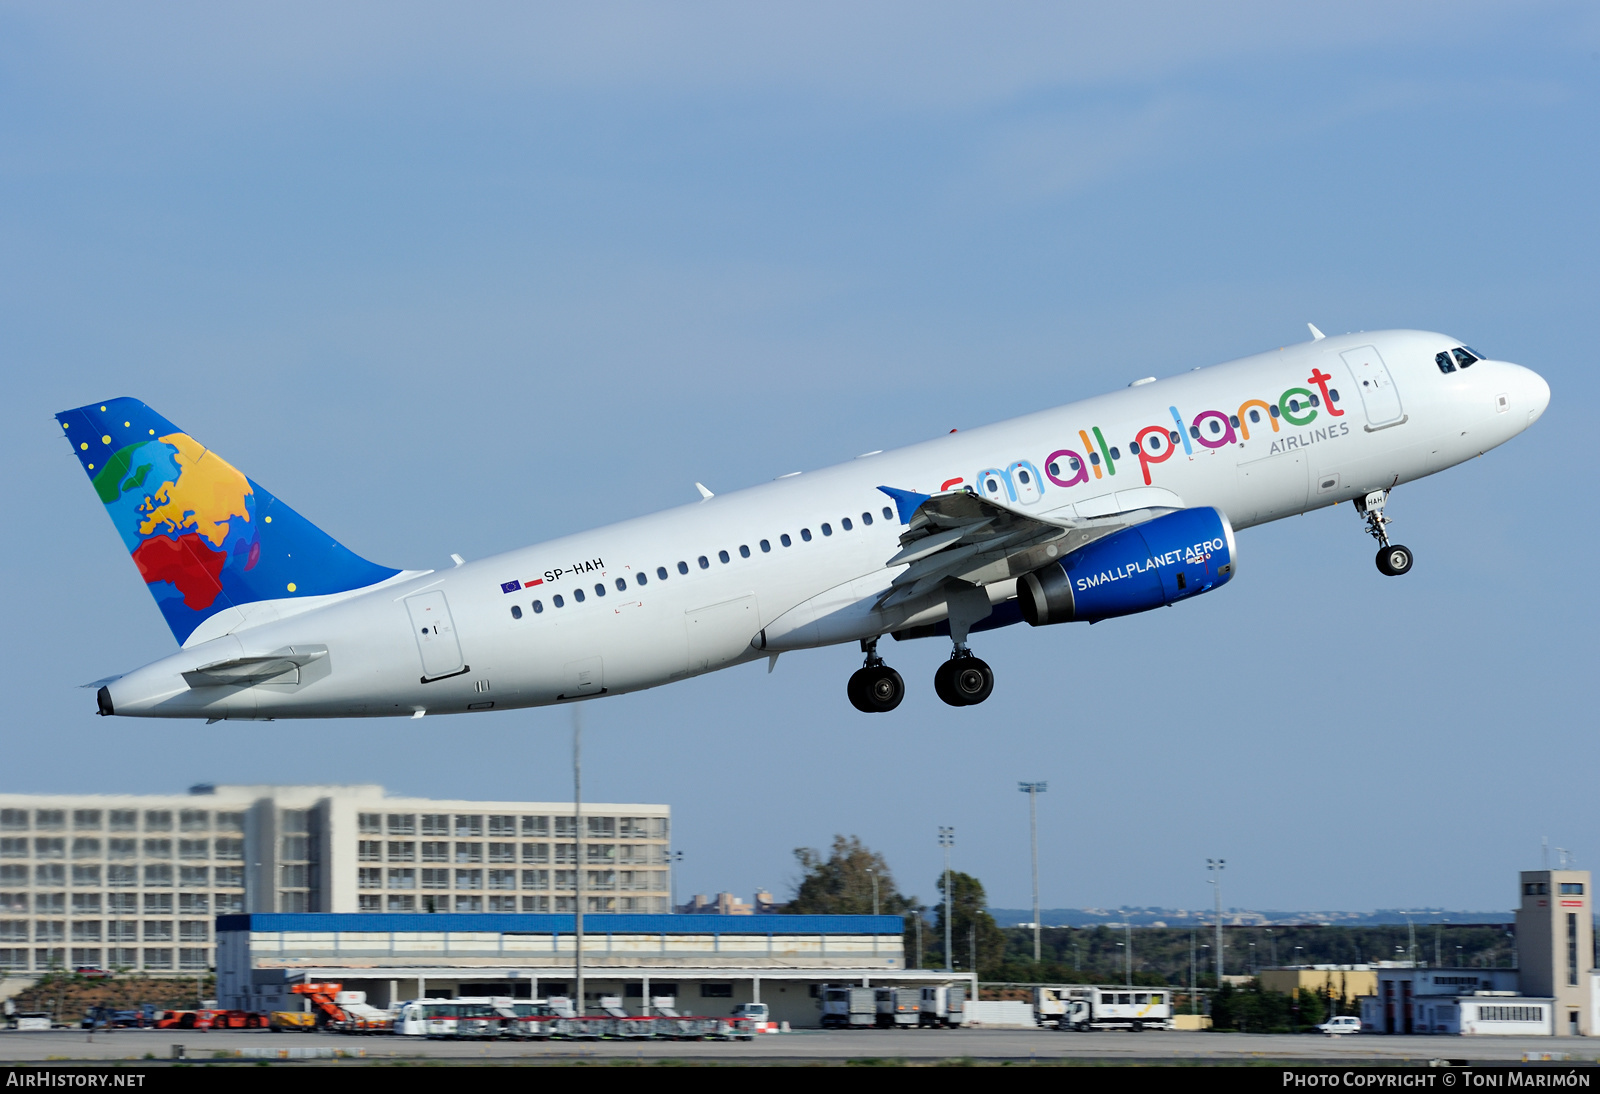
[782,835,914,916]
[933,870,1006,976]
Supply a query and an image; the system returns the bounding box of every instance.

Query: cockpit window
[1452,347,1478,368]
[1435,351,1456,374]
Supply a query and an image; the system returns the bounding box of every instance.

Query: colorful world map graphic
[58,398,399,644]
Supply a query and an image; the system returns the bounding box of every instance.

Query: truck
[919,985,967,1027]
[1051,986,1174,1031]
[290,983,396,1033]
[818,985,877,1029]
[874,988,920,1028]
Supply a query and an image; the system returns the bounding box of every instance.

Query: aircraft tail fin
[57,397,401,645]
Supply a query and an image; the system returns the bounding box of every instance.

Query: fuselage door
[1340,346,1405,426]
[405,590,467,681]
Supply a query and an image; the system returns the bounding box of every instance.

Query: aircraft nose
[1518,365,1551,424]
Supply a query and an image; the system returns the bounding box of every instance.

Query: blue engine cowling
[1018,506,1237,626]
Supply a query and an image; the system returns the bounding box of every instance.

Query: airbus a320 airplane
[61,327,1547,719]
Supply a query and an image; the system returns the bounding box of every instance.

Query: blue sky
[3,2,1597,914]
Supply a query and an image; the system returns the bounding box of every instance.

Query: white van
[1316,1015,1362,1035]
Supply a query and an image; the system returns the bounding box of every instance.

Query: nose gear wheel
[1356,488,1414,577]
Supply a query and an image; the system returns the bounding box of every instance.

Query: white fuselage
[99,330,1549,719]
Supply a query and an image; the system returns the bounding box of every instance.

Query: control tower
[1516,869,1593,1037]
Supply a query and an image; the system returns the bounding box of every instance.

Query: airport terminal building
[0,785,672,976]
[214,911,969,1028]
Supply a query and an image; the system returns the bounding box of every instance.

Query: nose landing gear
[847,638,905,713]
[1357,488,1413,576]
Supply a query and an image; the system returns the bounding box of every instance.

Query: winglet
[877,485,931,525]
[1308,323,1326,341]
[695,482,714,500]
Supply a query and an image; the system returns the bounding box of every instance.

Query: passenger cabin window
[1109,447,1121,459]
[510,605,522,620]
[739,545,750,558]
[1090,451,1102,464]
[882,507,893,520]
[657,566,669,580]
[553,595,564,608]
[698,555,709,569]
[616,578,627,591]
[594,583,605,597]
[532,600,543,613]
[861,512,873,525]
[781,534,792,547]
[841,518,852,531]
[800,528,812,542]
[634,573,646,586]
[760,539,771,552]
[821,523,832,536]
[677,561,688,574]
[573,588,585,602]
[718,550,730,564]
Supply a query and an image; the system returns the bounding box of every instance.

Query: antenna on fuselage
[694,483,714,500]
[1308,323,1326,341]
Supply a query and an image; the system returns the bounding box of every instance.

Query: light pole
[668,850,683,912]
[939,827,954,973]
[1018,782,1047,964]
[1189,930,1197,1014]
[1207,858,1225,986]
[1124,922,1133,986]
[866,867,880,916]
[573,707,585,1015]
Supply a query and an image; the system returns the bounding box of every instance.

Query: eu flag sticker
[500,580,522,594]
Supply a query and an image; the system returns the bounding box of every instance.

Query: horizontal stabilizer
[182,645,328,687]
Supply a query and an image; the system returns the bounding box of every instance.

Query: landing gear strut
[1357,488,1413,577]
[934,648,994,707]
[847,638,905,713]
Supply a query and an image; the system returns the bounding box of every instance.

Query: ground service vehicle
[394,997,513,1038]
[819,985,877,1028]
[1316,1015,1362,1035]
[875,988,920,1027]
[1058,987,1174,1031]
[919,985,968,1027]
[270,1011,317,1032]
[290,982,395,1032]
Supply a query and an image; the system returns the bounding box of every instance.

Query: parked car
[1315,1015,1363,1035]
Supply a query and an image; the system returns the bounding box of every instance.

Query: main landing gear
[1357,488,1414,577]
[847,638,905,713]
[934,649,994,707]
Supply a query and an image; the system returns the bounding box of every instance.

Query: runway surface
[2,1027,1597,1065]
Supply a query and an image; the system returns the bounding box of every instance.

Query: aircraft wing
[875,485,1183,608]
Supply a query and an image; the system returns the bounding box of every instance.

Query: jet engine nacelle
[1018,506,1236,626]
